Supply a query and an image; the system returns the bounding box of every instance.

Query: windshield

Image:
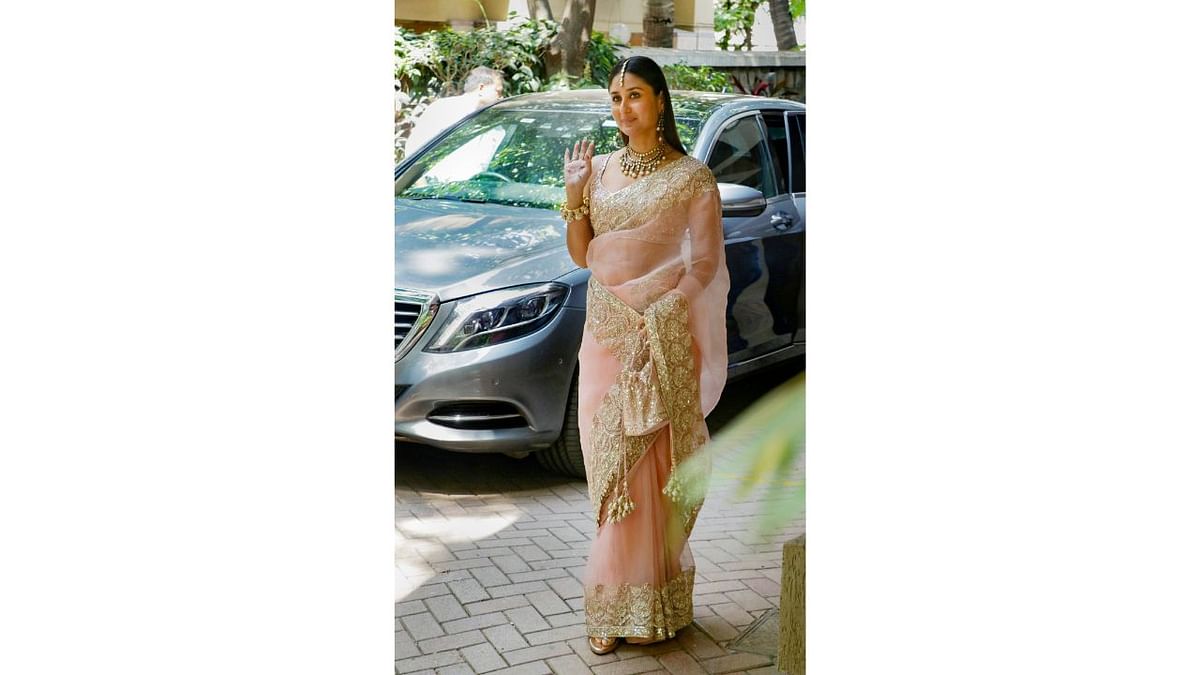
[395,108,702,210]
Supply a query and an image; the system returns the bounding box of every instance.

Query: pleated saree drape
[576,154,729,640]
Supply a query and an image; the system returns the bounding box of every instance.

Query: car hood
[395,198,579,301]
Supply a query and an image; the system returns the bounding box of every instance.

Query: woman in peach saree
[560,56,729,655]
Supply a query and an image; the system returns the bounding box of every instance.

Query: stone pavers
[396,365,804,674]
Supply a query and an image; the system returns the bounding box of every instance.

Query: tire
[536,371,587,478]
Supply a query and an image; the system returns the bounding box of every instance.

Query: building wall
[395,0,508,24]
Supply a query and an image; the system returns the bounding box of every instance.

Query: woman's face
[609,72,663,141]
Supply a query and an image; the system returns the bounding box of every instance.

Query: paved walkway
[396,363,805,674]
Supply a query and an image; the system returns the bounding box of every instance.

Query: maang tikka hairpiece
[618,59,628,87]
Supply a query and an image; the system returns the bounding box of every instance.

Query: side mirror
[718,183,766,218]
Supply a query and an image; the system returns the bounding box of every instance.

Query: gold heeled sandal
[588,636,619,655]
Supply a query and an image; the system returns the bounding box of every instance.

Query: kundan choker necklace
[619,142,667,178]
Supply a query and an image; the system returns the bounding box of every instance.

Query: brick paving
[396,365,804,674]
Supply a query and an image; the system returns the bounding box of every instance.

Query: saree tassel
[606,487,635,523]
[607,446,636,523]
[663,420,706,507]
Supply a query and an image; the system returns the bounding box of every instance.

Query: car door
[703,111,802,363]
[769,109,805,349]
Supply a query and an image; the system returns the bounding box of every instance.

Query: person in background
[404,66,505,157]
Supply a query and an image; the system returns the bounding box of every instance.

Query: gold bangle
[560,194,590,222]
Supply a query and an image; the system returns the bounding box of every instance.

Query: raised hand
[563,139,595,200]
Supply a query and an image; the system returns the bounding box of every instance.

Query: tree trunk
[546,0,597,80]
[527,0,553,21]
[767,0,797,50]
[643,0,675,48]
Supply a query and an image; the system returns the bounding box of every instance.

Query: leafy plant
[716,0,804,51]
[663,64,734,93]
[584,30,626,88]
[394,15,558,100]
[678,373,805,536]
[714,0,763,51]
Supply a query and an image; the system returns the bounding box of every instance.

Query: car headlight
[424,283,569,353]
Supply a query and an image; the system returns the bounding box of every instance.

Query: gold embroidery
[585,568,696,640]
[586,278,662,524]
[645,291,710,539]
[585,279,711,534]
[586,389,655,524]
[590,156,717,237]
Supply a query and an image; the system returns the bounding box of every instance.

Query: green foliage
[663,64,734,93]
[714,0,764,51]
[395,16,629,98]
[394,16,559,100]
[584,30,626,88]
[678,373,805,536]
[716,0,804,51]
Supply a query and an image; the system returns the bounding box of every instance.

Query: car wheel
[536,371,587,478]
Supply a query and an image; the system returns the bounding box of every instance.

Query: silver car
[395,90,805,476]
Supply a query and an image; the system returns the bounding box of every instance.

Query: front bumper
[395,297,585,453]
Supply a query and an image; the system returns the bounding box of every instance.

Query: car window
[707,115,778,198]
[396,108,702,210]
[762,112,790,197]
[788,112,805,193]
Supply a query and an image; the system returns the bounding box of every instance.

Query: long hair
[608,56,686,156]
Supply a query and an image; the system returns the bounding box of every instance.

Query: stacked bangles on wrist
[560,194,590,222]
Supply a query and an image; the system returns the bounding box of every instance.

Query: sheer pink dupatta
[576,156,729,640]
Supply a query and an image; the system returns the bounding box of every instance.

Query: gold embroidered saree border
[644,291,711,539]
[584,568,696,640]
[586,393,656,525]
[585,279,710,528]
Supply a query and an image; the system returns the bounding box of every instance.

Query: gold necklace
[619,142,667,178]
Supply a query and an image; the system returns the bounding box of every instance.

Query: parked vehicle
[395,89,805,477]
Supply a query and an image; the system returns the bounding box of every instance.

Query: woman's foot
[625,635,667,646]
[588,636,619,655]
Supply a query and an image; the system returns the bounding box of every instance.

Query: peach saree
[578,154,729,641]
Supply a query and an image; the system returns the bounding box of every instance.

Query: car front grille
[395,301,422,349]
[395,289,439,361]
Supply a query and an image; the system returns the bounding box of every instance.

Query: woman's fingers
[565,139,594,176]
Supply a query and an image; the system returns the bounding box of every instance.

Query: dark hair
[607,56,686,156]
[463,66,504,93]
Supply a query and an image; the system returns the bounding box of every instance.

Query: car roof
[489,89,805,121]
